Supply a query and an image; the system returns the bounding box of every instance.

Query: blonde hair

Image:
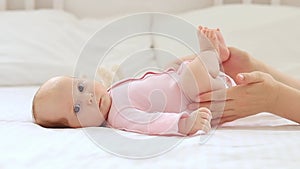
[32,84,69,128]
[97,65,122,89]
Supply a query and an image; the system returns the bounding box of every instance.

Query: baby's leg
[178,56,226,102]
[196,27,221,79]
[179,27,227,102]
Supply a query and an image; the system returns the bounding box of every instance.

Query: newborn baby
[32,26,233,136]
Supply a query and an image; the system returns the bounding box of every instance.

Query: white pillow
[0,10,153,86]
[0,10,88,86]
[78,15,153,86]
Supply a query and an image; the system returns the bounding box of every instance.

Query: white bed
[1,0,300,168]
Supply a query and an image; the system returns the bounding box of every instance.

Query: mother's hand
[189,71,280,125]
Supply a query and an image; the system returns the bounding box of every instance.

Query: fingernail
[237,74,245,80]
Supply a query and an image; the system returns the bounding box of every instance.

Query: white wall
[63,0,213,18]
[2,0,300,18]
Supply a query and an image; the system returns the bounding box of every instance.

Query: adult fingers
[197,107,211,114]
[235,71,266,85]
[197,109,212,120]
[198,88,228,102]
[211,115,237,126]
[188,100,234,114]
[219,115,239,124]
[227,47,247,57]
[211,106,237,117]
[196,73,263,103]
[211,118,222,126]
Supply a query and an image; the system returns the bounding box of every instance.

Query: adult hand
[222,47,265,79]
[188,71,280,125]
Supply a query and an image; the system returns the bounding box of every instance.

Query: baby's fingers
[201,122,211,134]
[197,108,212,121]
[195,108,212,134]
[197,118,211,134]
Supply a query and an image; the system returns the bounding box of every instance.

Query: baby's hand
[179,107,212,135]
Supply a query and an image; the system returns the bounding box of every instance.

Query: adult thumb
[235,71,265,85]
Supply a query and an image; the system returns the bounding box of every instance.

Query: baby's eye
[74,104,81,113]
[78,83,84,92]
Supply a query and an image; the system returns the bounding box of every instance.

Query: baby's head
[32,76,111,128]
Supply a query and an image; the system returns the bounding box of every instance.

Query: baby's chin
[69,112,106,128]
[98,95,111,120]
[78,119,105,128]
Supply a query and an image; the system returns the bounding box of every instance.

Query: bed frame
[0,0,299,18]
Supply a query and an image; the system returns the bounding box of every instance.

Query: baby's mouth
[99,95,106,110]
[98,97,102,109]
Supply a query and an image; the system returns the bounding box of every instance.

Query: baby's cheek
[76,107,104,127]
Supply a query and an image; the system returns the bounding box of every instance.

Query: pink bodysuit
[107,61,234,136]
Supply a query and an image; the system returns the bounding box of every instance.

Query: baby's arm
[108,108,210,136]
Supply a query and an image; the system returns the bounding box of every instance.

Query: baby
[32,26,233,136]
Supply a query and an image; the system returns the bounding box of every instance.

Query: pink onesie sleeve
[108,108,190,136]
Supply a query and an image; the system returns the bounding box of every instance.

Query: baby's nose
[87,93,94,104]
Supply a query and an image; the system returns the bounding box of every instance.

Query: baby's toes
[201,119,211,133]
[209,30,217,41]
[198,108,212,119]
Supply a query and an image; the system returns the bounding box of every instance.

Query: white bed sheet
[1,4,300,169]
[1,86,300,169]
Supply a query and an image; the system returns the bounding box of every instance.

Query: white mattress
[1,4,300,169]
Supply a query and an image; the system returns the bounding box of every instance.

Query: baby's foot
[199,26,230,62]
[215,28,230,62]
[198,26,216,52]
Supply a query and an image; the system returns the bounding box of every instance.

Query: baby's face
[35,76,111,127]
[70,77,111,127]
